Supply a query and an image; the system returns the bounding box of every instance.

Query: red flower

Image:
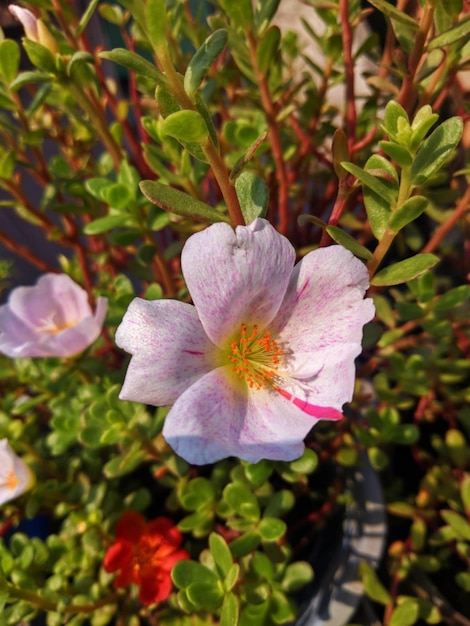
[103,510,189,606]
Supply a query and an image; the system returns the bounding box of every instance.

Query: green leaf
[256,26,281,75]
[9,70,52,91]
[140,180,230,223]
[223,483,260,521]
[410,117,463,185]
[160,110,209,144]
[433,285,470,313]
[326,226,373,260]
[209,533,233,579]
[342,161,397,204]
[229,531,261,558]
[235,171,268,223]
[281,561,314,593]
[257,517,286,542]
[219,0,253,29]
[220,592,239,626]
[186,581,224,611]
[389,195,428,231]
[103,446,147,477]
[445,428,467,467]
[378,141,412,167]
[288,448,318,474]
[243,460,273,486]
[263,490,295,518]
[104,183,134,209]
[252,551,274,581]
[99,49,165,85]
[456,572,470,592]
[67,50,95,77]
[410,105,439,151]
[172,560,219,589]
[253,0,282,34]
[389,599,420,626]
[184,29,228,99]
[360,562,392,605]
[146,0,167,48]
[460,474,470,516]
[362,155,398,239]
[368,0,420,30]
[371,254,439,286]
[441,510,470,540]
[0,40,20,85]
[428,14,470,50]
[22,39,56,73]
[181,477,216,510]
[83,214,130,235]
[382,101,410,142]
[76,0,101,36]
[224,563,240,592]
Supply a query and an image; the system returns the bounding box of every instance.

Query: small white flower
[0,439,34,505]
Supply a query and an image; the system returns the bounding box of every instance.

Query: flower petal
[146,517,183,547]
[281,342,366,409]
[103,541,134,575]
[274,245,374,354]
[116,298,216,406]
[8,5,38,39]
[0,306,38,357]
[115,510,146,542]
[163,368,324,463]
[0,439,35,505]
[8,274,92,330]
[181,218,295,347]
[139,569,172,605]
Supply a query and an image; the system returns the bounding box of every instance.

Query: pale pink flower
[0,274,107,358]
[116,219,374,464]
[8,5,38,40]
[0,439,35,505]
[8,4,58,53]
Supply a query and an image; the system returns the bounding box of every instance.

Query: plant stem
[397,2,435,113]
[66,81,123,171]
[368,166,412,275]
[6,583,117,614]
[247,31,290,234]
[153,43,245,227]
[0,230,57,273]
[422,184,470,254]
[339,0,357,152]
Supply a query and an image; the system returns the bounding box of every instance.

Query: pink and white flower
[0,439,35,505]
[8,5,59,53]
[116,218,374,464]
[8,5,38,40]
[0,274,107,358]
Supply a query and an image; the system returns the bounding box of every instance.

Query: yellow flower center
[36,313,76,335]
[228,323,284,390]
[5,468,19,490]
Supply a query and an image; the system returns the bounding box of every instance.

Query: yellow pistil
[36,313,75,335]
[229,323,284,390]
[5,468,19,490]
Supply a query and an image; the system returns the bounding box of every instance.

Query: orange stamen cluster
[229,323,284,390]
[6,468,19,490]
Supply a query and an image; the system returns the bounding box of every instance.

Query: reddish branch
[247,32,290,235]
[339,0,357,151]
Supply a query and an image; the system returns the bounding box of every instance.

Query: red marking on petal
[295,279,310,302]
[183,350,204,355]
[276,388,344,420]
